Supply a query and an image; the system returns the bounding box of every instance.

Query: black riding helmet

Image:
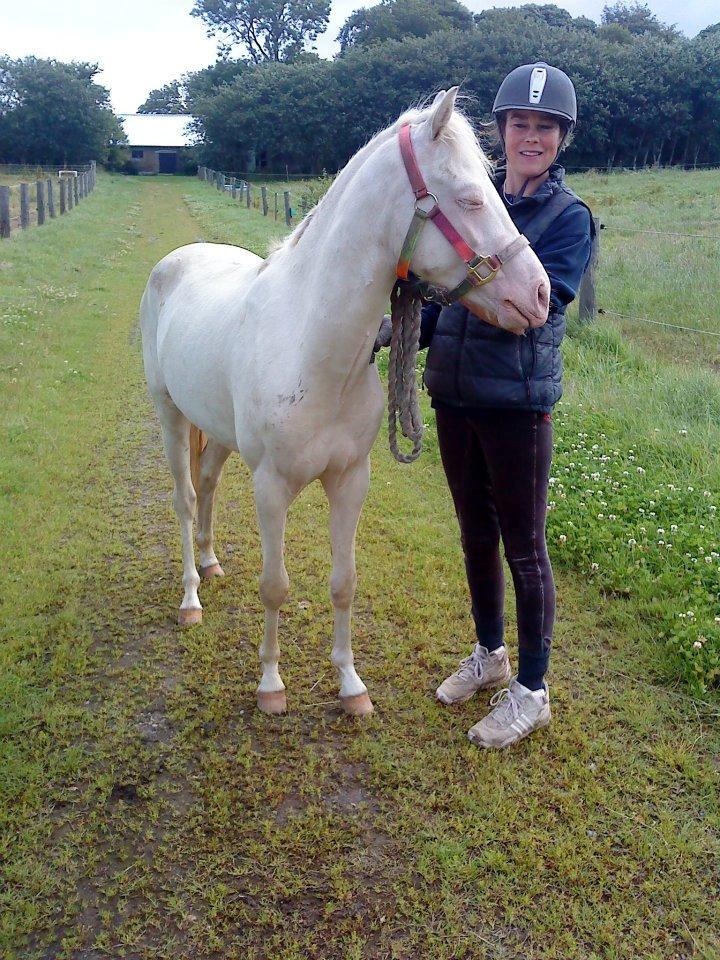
[493,62,577,128]
[492,62,577,198]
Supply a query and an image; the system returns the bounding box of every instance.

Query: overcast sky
[0,0,716,113]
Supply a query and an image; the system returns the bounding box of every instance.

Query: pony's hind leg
[322,458,373,717]
[155,394,202,625]
[253,469,293,714]
[195,438,232,578]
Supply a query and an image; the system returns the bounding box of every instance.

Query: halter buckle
[467,256,499,287]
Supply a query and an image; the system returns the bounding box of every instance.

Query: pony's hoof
[257,690,287,715]
[340,692,374,717]
[178,607,202,626]
[199,563,225,579]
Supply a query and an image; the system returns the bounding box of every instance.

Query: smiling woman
[422,61,594,749]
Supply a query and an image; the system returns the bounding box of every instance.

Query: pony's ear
[430,86,458,140]
[431,90,446,107]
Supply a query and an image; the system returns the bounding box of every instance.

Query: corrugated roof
[120,114,199,148]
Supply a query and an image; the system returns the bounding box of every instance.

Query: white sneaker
[467,678,551,749]
[436,643,512,706]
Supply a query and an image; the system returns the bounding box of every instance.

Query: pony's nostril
[537,280,550,313]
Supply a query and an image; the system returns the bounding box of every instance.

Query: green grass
[1,172,719,959]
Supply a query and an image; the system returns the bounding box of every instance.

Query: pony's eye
[457,196,484,210]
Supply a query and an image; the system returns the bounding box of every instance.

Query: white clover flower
[591,562,599,571]
[687,610,696,618]
[687,486,693,492]
[679,429,688,436]
[658,540,665,546]
[714,616,720,623]
[700,524,706,531]
[559,534,567,543]
[693,640,702,649]
[657,528,665,535]
[628,538,637,546]
[710,506,717,513]
[678,612,686,618]
[597,513,604,519]
[609,514,617,520]
[637,467,645,474]
[670,524,678,533]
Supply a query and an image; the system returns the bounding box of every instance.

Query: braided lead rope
[387,282,424,463]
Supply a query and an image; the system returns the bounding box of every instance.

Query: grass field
[1,171,719,960]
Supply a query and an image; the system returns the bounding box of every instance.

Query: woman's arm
[537,203,593,311]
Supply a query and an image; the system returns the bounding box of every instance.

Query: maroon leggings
[435,406,555,690]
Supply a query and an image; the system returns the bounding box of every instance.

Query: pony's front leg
[322,458,373,717]
[253,470,293,714]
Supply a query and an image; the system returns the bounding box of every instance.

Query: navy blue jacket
[421,164,592,413]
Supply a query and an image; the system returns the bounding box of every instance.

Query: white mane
[263,101,490,264]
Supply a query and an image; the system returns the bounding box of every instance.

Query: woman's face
[503,109,563,181]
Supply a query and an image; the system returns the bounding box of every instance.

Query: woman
[425,63,594,748]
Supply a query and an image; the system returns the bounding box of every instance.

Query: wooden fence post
[20,182,30,228]
[68,177,75,210]
[36,179,46,225]
[284,191,291,226]
[73,176,79,206]
[0,186,10,238]
[578,215,601,324]
[218,173,225,192]
[47,178,55,218]
[246,184,252,208]
[274,192,278,220]
[59,178,66,215]
[261,185,268,216]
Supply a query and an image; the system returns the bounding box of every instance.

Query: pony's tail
[189,424,207,495]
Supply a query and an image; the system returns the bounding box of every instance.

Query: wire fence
[197,166,315,226]
[0,162,97,239]
[593,221,720,340]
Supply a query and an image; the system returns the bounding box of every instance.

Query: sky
[0,0,716,113]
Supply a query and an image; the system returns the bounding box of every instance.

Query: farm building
[119,114,198,174]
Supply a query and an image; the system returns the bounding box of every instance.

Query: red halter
[395,123,528,304]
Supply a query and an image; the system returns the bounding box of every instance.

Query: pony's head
[386,88,550,333]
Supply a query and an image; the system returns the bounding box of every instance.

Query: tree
[138,81,188,114]
[190,0,330,63]
[601,2,680,41]
[338,0,473,52]
[0,57,124,164]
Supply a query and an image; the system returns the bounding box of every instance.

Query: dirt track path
[4,176,719,960]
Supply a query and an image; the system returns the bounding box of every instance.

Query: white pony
[140,88,549,718]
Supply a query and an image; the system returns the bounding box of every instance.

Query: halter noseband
[395,123,528,305]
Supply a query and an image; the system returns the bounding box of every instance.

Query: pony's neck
[267,128,410,392]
